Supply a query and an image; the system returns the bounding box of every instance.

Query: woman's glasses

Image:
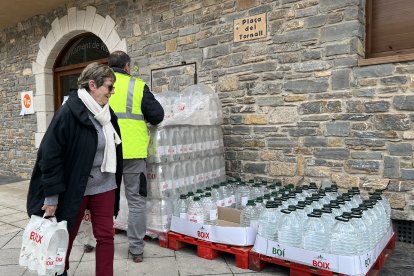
[103,84,115,92]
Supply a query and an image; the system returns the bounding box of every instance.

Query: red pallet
[168,231,252,269]
[249,233,396,276]
[114,228,169,248]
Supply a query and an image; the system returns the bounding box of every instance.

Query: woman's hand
[41,204,57,217]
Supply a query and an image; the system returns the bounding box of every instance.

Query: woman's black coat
[27,92,123,231]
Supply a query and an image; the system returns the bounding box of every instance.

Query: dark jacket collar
[66,90,93,127]
[111,67,130,76]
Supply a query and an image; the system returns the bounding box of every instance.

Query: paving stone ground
[0,178,411,276]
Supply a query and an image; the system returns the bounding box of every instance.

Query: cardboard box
[170,207,257,246]
[253,227,394,275]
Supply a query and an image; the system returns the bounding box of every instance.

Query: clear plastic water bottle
[301,185,311,197]
[263,194,271,205]
[148,164,173,198]
[357,205,376,249]
[236,182,250,209]
[193,126,204,158]
[250,183,263,199]
[373,190,391,226]
[186,191,195,205]
[360,202,381,244]
[329,200,343,217]
[309,182,318,192]
[295,202,308,223]
[218,182,231,207]
[320,207,336,235]
[287,192,298,206]
[183,160,195,192]
[303,212,330,253]
[211,184,224,207]
[342,194,355,211]
[254,197,265,214]
[174,194,188,219]
[330,216,358,255]
[147,198,172,232]
[240,200,259,228]
[368,197,388,236]
[187,196,205,224]
[193,158,205,189]
[203,158,213,187]
[172,162,186,195]
[274,180,282,191]
[277,206,302,248]
[226,182,236,208]
[348,210,370,254]
[258,201,279,241]
[202,192,218,225]
[351,187,363,202]
[280,195,289,208]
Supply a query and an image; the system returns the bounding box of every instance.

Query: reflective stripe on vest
[115,78,145,120]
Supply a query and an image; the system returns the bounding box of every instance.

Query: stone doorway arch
[32,6,127,147]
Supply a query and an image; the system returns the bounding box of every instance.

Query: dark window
[366,0,414,58]
[53,33,109,110]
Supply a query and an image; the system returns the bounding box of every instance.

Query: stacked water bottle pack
[146,84,226,232]
[172,178,280,226]
[251,182,392,256]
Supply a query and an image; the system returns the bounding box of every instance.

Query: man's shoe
[131,253,143,263]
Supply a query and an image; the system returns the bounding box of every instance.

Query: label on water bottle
[212,140,220,149]
[217,199,225,207]
[206,171,212,180]
[189,214,204,224]
[45,256,55,269]
[187,143,194,153]
[168,145,176,155]
[179,212,188,219]
[159,181,168,192]
[196,173,204,183]
[157,146,166,157]
[250,220,259,229]
[181,144,188,154]
[55,248,66,266]
[186,176,194,185]
[177,144,184,154]
[209,209,218,220]
[241,196,249,206]
[226,196,233,207]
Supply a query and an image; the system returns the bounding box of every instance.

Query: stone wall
[0,0,413,220]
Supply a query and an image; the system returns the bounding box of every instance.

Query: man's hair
[77,62,116,91]
[108,50,131,68]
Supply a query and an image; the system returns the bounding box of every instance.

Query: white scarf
[78,88,121,173]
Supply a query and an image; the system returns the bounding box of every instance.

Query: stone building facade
[0,0,413,220]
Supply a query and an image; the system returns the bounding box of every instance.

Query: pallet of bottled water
[250,183,395,275]
[154,84,223,127]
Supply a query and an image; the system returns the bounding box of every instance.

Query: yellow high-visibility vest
[109,72,149,159]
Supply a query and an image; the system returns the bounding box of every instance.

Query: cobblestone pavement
[0,179,411,276]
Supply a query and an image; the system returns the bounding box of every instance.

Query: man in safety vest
[108,51,164,263]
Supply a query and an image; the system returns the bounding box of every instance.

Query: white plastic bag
[19,214,69,276]
[75,209,96,247]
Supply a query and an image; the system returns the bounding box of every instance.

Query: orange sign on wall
[20,91,34,115]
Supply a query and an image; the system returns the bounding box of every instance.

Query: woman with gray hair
[27,62,123,276]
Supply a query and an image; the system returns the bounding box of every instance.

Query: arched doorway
[32,6,127,147]
[53,33,109,110]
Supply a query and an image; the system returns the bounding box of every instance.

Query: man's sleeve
[141,84,164,125]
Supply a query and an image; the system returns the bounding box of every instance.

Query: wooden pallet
[168,231,252,269]
[249,233,396,276]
